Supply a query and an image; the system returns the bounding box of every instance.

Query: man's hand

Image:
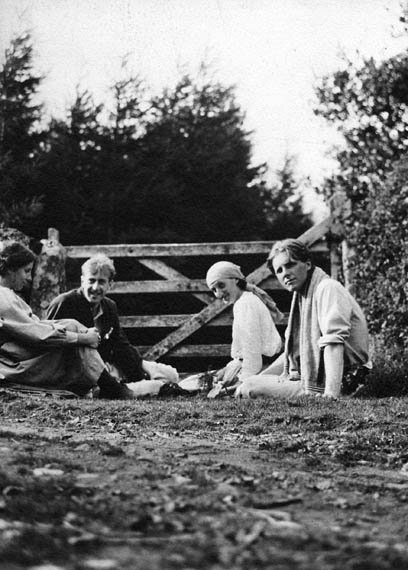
[221,359,242,387]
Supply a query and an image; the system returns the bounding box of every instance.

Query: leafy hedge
[314,51,408,361]
[344,161,408,357]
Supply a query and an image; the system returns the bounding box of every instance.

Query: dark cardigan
[47,288,145,382]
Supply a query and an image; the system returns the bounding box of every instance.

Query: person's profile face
[9,262,34,292]
[81,268,111,305]
[272,251,311,292]
[210,278,242,305]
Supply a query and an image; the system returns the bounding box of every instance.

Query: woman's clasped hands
[77,327,101,348]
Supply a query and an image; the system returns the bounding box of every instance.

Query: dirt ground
[1,390,408,570]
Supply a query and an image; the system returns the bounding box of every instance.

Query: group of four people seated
[0,238,370,401]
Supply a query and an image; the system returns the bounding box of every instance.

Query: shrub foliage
[314,52,408,358]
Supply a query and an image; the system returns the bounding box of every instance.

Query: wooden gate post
[31,228,66,318]
[341,240,356,294]
[327,191,353,285]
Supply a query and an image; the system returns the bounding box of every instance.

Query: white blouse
[231,291,281,380]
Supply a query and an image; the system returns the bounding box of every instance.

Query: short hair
[81,254,116,280]
[267,239,311,272]
[0,241,36,276]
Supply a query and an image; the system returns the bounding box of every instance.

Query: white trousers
[235,353,304,399]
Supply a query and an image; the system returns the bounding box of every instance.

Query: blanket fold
[281,267,329,393]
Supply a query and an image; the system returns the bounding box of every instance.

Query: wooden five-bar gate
[32,211,342,372]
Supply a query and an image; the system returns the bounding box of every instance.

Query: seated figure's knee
[56,318,86,333]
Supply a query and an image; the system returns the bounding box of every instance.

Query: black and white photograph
[0,1,408,568]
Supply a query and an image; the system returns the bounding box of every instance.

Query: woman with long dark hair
[0,241,133,399]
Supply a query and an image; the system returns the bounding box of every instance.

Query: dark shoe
[98,370,134,400]
[342,366,369,397]
[116,383,135,400]
[157,383,192,398]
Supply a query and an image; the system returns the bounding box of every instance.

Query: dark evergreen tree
[121,68,272,242]
[37,66,150,244]
[0,32,44,231]
[1,40,311,245]
[37,89,107,243]
[39,65,310,244]
[98,65,148,242]
[261,154,311,239]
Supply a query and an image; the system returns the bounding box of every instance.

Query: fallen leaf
[331,497,349,509]
[173,474,192,485]
[74,473,107,489]
[83,559,118,570]
[312,479,333,491]
[3,485,24,496]
[215,482,239,497]
[30,564,65,570]
[102,445,124,457]
[74,443,91,452]
[252,496,303,509]
[33,468,64,478]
